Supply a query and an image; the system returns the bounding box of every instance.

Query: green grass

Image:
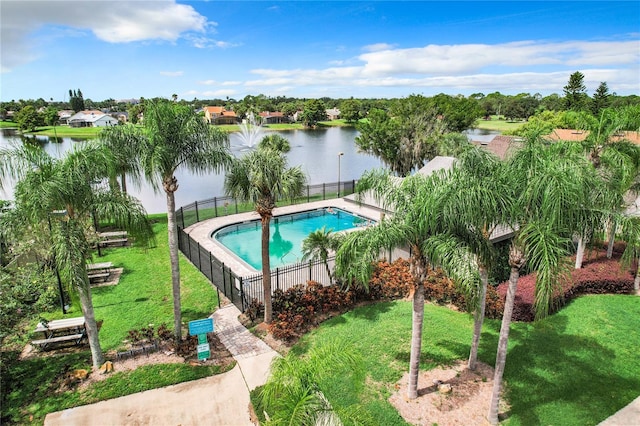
[475,115,526,133]
[291,295,640,425]
[26,126,101,139]
[0,120,17,128]
[1,213,228,425]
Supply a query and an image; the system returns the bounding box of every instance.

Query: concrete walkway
[44,304,279,426]
[598,395,640,426]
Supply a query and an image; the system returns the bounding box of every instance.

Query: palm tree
[574,108,640,266]
[138,100,232,341]
[487,127,604,424]
[224,146,306,323]
[258,134,291,153]
[335,168,479,400]
[301,226,342,285]
[259,340,368,425]
[99,124,145,194]
[0,142,153,369]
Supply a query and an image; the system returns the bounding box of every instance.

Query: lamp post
[337,152,344,197]
[48,210,68,314]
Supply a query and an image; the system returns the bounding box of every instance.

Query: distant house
[547,128,640,145]
[473,135,522,160]
[258,111,289,124]
[325,108,341,120]
[57,110,74,125]
[110,111,129,123]
[203,106,239,125]
[68,110,119,127]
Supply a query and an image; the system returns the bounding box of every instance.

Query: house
[474,135,522,160]
[547,128,640,145]
[67,110,119,127]
[325,108,341,120]
[203,106,240,125]
[57,110,74,125]
[258,111,289,124]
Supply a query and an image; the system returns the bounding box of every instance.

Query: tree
[258,134,291,153]
[300,99,327,128]
[487,127,603,424]
[340,98,363,123]
[258,340,368,425]
[302,226,342,285]
[356,101,448,176]
[563,71,589,111]
[0,142,154,369]
[592,82,611,116]
[14,105,40,132]
[138,100,232,341]
[99,124,145,193]
[431,93,483,132]
[335,168,479,400]
[69,89,85,112]
[224,146,306,323]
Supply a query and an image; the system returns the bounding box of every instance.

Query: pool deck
[184,197,385,277]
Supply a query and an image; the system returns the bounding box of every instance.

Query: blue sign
[188,318,214,336]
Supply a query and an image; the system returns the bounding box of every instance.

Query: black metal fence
[176,180,356,230]
[176,180,356,312]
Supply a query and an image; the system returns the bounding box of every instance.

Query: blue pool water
[212,208,370,270]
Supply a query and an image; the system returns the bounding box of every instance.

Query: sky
[1,1,639,103]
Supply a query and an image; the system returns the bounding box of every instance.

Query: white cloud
[160,71,183,77]
[242,39,639,95]
[1,0,210,71]
[363,43,396,52]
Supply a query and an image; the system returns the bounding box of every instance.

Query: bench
[32,333,85,349]
[98,238,128,247]
[88,272,111,283]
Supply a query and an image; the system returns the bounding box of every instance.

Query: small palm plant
[301,226,342,285]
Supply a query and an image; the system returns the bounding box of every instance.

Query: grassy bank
[1,213,229,425]
[291,295,640,425]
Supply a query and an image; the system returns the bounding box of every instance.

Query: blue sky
[1,1,638,102]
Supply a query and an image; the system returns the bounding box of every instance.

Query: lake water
[0,127,500,214]
[0,127,384,213]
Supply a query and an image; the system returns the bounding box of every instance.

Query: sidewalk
[44,304,279,426]
[598,395,640,426]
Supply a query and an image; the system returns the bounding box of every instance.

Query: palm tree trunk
[635,258,640,295]
[488,266,519,424]
[575,236,586,269]
[77,274,104,369]
[468,265,488,370]
[262,215,273,323]
[166,189,182,342]
[606,221,616,259]
[120,171,127,194]
[324,260,333,285]
[407,283,425,399]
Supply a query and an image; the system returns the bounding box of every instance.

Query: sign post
[188,318,214,361]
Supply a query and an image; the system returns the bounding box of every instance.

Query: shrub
[497,245,634,321]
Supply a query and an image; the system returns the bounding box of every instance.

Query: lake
[0,127,384,213]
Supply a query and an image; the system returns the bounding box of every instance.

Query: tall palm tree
[436,147,510,371]
[0,142,153,369]
[487,126,605,424]
[335,168,479,399]
[301,226,342,285]
[99,124,145,194]
[138,100,232,341]
[224,146,306,323]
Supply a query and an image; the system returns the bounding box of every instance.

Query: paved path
[44,304,279,426]
[598,395,640,426]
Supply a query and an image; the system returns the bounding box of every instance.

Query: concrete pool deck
[184,197,386,277]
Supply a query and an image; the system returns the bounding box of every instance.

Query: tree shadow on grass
[502,314,640,426]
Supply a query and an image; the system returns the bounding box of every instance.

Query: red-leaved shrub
[497,244,634,321]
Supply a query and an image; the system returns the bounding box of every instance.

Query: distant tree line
[1,71,639,130]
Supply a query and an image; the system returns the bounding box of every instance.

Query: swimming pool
[212,208,371,270]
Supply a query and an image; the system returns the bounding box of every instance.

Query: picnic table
[87,261,113,283]
[98,231,128,247]
[32,317,87,350]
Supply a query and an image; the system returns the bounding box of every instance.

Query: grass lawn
[475,116,526,133]
[291,295,640,425]
[1,213,229,425]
